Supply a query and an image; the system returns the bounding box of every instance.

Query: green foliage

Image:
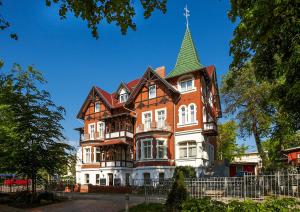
[228,0,300,130]
[166,170,188,211]
[181,197,226,212]
[0,64,74,193]
[217,120,247,162]
[181,197,300,212]
[128,203,165,212]
[221,63,272,167]
[1,0,167,39]
[173,166,196,179]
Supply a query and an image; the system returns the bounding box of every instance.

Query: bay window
[156,139,167,159]
[142,139,152,159]
[84,147,91,163]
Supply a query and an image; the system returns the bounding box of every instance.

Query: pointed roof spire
[167,6,203,78]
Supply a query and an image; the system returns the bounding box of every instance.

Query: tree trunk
[252,120,268,171]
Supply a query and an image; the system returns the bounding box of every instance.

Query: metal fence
[138,173,300,203]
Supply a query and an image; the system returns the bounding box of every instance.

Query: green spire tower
[167,6,203,78]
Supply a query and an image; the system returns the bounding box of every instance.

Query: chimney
[156,66,166,78]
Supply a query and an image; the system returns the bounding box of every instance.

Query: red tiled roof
[94,79,141,109]
[97,139,129,146]
[126,79,140,91]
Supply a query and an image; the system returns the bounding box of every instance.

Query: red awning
[97,140,129,146]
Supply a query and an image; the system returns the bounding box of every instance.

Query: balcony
[81,130,133,142]
[136,121,171,134]
[83,132,105,141]
[100,160,133,168]
[203,121,218,136]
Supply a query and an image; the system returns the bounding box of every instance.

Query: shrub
[128,203,165,212]
[173,166,196,179]
[166,170,188,211]
[181,197,300,212]
[227,199,260,211]
[37,191,54,204]
[181,197,226,212]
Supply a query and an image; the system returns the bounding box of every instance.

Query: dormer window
[95,102,100,112]
[178,75,196,93]
[119,93,128,103]
[149,85,156,99]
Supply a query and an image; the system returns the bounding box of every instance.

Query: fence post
[125,193,129,212]
[243,175,246,200]
[144,185,147,204]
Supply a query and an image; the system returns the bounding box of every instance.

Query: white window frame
[94,147,101,162]
[155,108,167,128]
[83,147,91,163]
[179,141,197,159]
[141,138,153,160]
[96,174,100,185]
[178,105,187,125]
[177,75,196,94]
[84,173,90,184]
[119,93,128,103]
[88,123,96,140]
[148,85,156,99]
[178,104,198,127]
[142,111,152,130]
[95,102,100,112]
[188,103,198,124]
[97,121,105,139]
[156,138,167,159]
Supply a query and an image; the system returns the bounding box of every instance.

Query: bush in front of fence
[180,196,300,211]
[166,170,188,211]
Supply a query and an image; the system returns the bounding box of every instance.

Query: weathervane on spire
[184,5,190,28]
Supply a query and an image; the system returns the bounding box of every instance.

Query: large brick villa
[75,25,222,186]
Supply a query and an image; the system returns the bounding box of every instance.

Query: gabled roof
[167,27,203,78]
[126,67,180,104]
[77,79,141,119]
[76,86,113,119]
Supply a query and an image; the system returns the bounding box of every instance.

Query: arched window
[189,103,196,123]
[180,106,187,125]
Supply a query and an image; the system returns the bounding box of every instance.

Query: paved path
[0,193,145,212]
[31,193,145,212]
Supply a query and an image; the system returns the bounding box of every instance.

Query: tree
[0,63,74,193]
[166,170,188,211]
[217,120,247,162]
[173,166,196,179]
[0,0,167,39]
[228,0,300,130]
[221,63,272,168]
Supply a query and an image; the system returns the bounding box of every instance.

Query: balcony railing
[83,132,105,141]
[81,130,133,142]
[136,121,171,133]
[100,160,133,168]
[203,121,218,136]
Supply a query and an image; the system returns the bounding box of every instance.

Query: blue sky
[0,0,255,150]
